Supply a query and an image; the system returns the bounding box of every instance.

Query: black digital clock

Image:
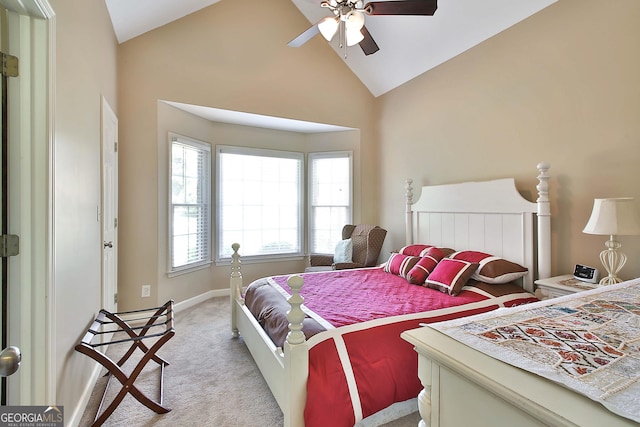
[573,264,599,284]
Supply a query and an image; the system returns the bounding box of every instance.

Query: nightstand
[534,274,597,300]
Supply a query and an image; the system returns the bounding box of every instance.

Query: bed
[401,278,640,427]
[230,162,552,426]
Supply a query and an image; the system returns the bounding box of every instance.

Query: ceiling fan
[288,0,438,57]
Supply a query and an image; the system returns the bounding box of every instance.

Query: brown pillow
[449,251,527,284]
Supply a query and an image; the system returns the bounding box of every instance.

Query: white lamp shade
[583,198,640,236]
[346,28,364,46]
[318,17,339,41]
[345,10,365,31]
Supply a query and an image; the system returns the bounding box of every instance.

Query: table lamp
[583,197,640,285]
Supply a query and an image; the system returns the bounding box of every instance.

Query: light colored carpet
[79,297,421,426]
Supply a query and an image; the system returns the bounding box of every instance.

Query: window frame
[307,151,353,255]
[215,145,305,262]
[168,133,212,275]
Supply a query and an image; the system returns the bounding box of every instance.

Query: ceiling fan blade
[364,0,437,16]
[359,26,380,56]
[288,25,321,47]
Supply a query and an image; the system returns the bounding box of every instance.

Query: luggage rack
[75,300,175,427]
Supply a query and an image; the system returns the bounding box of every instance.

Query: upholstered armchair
[307,224,387,272]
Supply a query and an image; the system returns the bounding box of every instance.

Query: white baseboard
[174,288,228,313]
[66,361,105,427]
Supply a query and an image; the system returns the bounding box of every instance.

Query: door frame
[2,0,54,405]
[101,96,117,315]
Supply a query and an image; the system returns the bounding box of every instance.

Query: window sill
[215,255,305,267]
[167,261,212,278]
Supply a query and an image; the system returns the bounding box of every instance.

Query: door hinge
[0,235,19,257]
[114,142,118,153]
[1,52,19,78]
[114,293,118,304]
[114,218,118,228]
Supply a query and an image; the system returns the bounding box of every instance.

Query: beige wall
[377,0,640,279]
[118,0,377,310]
[48,0,118,422]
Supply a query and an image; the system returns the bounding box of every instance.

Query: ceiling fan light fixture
[318,16,339,41]
[346,28,364,46]
[345,10,365,31]
[289,0,439,57]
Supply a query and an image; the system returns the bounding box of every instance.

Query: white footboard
[230,244,309,427]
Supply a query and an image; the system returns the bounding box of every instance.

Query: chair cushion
[333,239,353,263]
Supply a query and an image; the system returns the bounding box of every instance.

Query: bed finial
[231,243,243,338]
[536,162,550,204]
[405,179,414,204]
[406,179,414,245]
[231,243,242,281]
[286,275,306,345]
[535,162,551,280]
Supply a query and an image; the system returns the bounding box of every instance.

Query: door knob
[0,346,21,377]
[104,241,113,248]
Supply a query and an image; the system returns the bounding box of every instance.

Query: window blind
[308,151,352,254]
[169,135,211,271]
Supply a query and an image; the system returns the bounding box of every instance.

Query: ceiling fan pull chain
[340,19,347,59]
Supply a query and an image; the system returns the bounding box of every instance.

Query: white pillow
[334,239,353,263]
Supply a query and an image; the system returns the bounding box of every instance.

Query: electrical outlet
[141,284,151,298]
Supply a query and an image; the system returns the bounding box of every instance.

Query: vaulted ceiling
[105,0,556,97]
[104,0,557,131]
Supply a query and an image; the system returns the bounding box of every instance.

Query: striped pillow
[398,244,432,256]
[450,251,528,284]
[384,253,420,279]
[424,258,479,296]
[406,247,445,285]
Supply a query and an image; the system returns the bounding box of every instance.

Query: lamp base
[599,274,623,286]
[598,239,626,286]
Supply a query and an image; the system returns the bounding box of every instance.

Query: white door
[0,1,53,405]
[102,97,118,314]
[0,13,22,404]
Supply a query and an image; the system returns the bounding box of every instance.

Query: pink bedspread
[247,267,538,426]
[272,267,516,327]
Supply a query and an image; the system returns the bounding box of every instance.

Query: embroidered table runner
[431,277,640,423]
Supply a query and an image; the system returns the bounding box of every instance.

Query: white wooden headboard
[405,163,551,293]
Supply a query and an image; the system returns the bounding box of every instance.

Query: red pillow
[406,247,445,285]
[398,244,432,256]
[399,244,456,258]
[450,251,528,284]
[384,253,420,279]
[424,258,479,296]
